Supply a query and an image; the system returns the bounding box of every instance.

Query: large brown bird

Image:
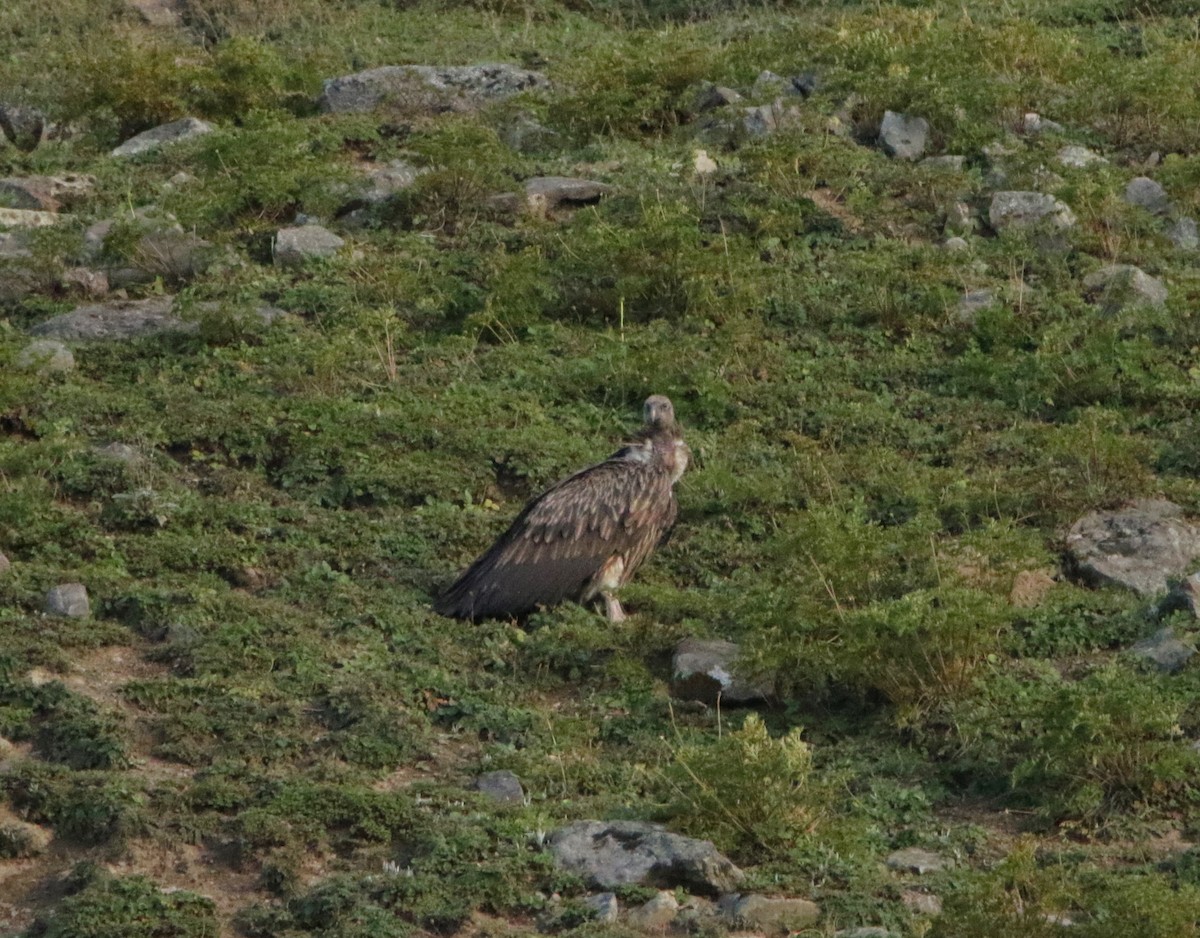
[435,395,688,621]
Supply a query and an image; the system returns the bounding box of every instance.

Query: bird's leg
[602,592,626,622]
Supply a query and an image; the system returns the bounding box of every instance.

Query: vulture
[436,395,688,622]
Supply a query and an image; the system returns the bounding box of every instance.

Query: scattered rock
[879,110,929,161]
[1124,176,1170,215]
[989,191,1076,230]
[1010,570,1056,608]
[525,176,609,217]
[1056,145,1107,169]
[694,82,743,112]
[0,819,52,858]
[1167,217,1198,251]
[886,848,950,875]
[752,70,789,98]
[901,890,944,915]
[318,63,549,115]
[60,267,109,298]
[920,155,965,171]
[627,891,679,931]
[742,100,801,137]
[790,72,822,97]
[125,0,182,28]
[0,104,46,151]
[943,236,970,252]
[111,117,214,158]
[30,297,195,342]
[1130,627,1194,673]
[1022,112,1064,134]
[670,637,772,705]
[1067,500,1200,597]
[956,288,998,325]
[472,770,524,806]
[0,207,61,228]
[1082,264,1168,313]
[274,225,345,268]
[583,892,618,923]
[726,894,820,931]
[548,820,744,895]
[16,339,75,374]
[693,149,718,176]
[45,583,90,618]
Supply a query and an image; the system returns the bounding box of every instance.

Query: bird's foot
[603,593,626,622]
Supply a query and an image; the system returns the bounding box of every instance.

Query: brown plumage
[435,395,688,621]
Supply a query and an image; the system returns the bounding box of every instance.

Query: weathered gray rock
[354,160,424,206]
[1177,572,1200,618]
[920,155,965,171]
[45,583,89,618]
[742,99,801,137]
[879,110,929,160]
[902,890,943,915]
[472,770,524,806]
[1167,217,1198,251]
[726,894,820,931]
[16,339,75,373]
[274,225,345,267]
[125,0,182,27]
[1067,500,1200,597]
[30,297,195,342]
[1056,145,1107,169]
[0,819,52,858]
[0,104,46,151]
[583,892,618,923]
[525,177,609,215]
[886,848,950,874]
[790,72,822,97]
[943,236,970,252]
[956,289,997,325]
[60,267,109,298]
[627,891,679,931]
[1022,112,1064,134]
[0,174,93,213]
[548,820,743,895]
[752,70,789,98]
[1131,627,1194,673]
[0,207,61,228]
[111,117,214,158]
[1082,264,1167,313]
[318,64,549,115]
[989,191,1076,230]
[694,82,743,112]
[1125,176,1170,215]
[671,638,772,705]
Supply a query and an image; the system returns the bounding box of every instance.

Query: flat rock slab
[1131,628,1195,673]
[29,297,195,342]
[45,583,89,618]
[319,63,549,114]
[1083,263,1167,312]
[1067,499,1200,597]
[525,176,609,212]
[726,894,820,931]
[886,848,950,875]
[112,117,214,158]
[548,820,744,895]
[671,637,772,705]
[990,191,1076,230]
[879,110,929,160]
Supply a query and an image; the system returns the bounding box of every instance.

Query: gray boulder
[60,267,109,298]
[548,820,744,895]
[670,637,772,705]
[1167,217,1198,251]
[943,236,970,252]
[879,110,929,160]
[471,770,524,806]
[725,894,820,931]
[16,340,75,373]
[111,117,214,158]
[1124,176,1170,215]
[1056,145,1107,169]
[274,225,345,267]
[1130,628,1194,674]
[30,297,196,342]
[583,892,618,923]
[989,191,1076,230]
[627,891,679,931]
[45,583,90,618]
[956,289,998,325]
[742,100,801,137]
[525,176,609,215]
[0,104,46,151]
[318,63,549,115]
[694,83,743,112]
[1082,264,1167,313]
[886,848,951,874]
[352,160,425,206]
[1066,500,1200,597]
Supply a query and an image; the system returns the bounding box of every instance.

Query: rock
[583,892,618,923]
[1066,500,1200,597]
[1178,573,1200,618]
[125,0,182,27]
[525,177,609,216]
[121,230,214,284]
[943,236,970,252]
[318,63,549,115]
[95,442,142,463]
[693,149,718,176]
[1130,628,1194,674]
[1167,217,1198,251]
[1056,145,1107,169]
[670,638,772,705]
[944,200,977,234]
[0,819,52,858]
[1082,264,1167,313]
[627,891,679,931]
[0,207,61,228]
[30,297,195,342]
[45,583,90,618]
[956,289,997,325]
[790,72,822,97]
[0,104,46,151]
[16,340,75,374]
[901,891,943,915]
[694,82,743,112]
[1022,112,1064,134]
[742,100,801,137]
[0,174,93,212]
[726,894,821,931]
[472,770,524,806]
[548,820,744,895]
[886,848,950,874]
[111,117,214,158]
[752,70,789,98]
[989,191,1076,230]
[879,110,929,161]
[1010,570,1056,608]
[0,553,9,575]
[920,155,965,171]
[60,267,109,298]
[274,225,345,268]
[1124,176,1170,215]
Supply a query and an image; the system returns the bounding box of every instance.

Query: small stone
[742,100,801,137]
[348,161,424,206]
[0,819,52,858]
[111,117,214,158]
[671,637,773,705]
[920,155,965,171]
[627,891,679,931]
[1056,145,1107,169]
[472,770,524,806]
[790,72,821,97]
[1130,627,1195,674]
[886,848,950,875]
[1010,570,1056,608]
[1167,217,1198,251]
[727,894,821,931]
[693,149,718,176]
[989,191,1076,230]
[956,289,997,325]
[943,236,970,252]
[274,225,345,267]
[16,340,74,374]
[1082,264,1168,313]
[60,267,108,298]
[1124,176,1170,215]
[45,583,90,618]
[879,110,929,161]
[583,892,618,923]
[901,891,943,915]
[752,70,788,98]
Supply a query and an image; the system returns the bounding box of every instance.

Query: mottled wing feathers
[435,453,674,621]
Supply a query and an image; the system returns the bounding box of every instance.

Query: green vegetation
[2,0,1200,933]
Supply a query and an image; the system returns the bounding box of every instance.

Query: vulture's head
[643,394,675,430]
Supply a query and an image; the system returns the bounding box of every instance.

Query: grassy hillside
[2,0,1200,934]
